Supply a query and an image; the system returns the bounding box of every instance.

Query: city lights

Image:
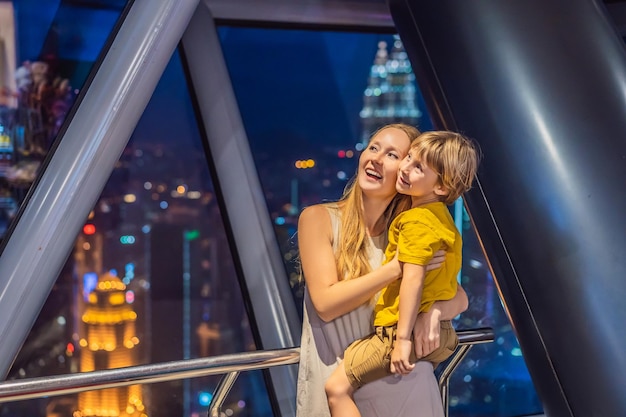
[295,159,315,169]
[119,235,136,244]
[184,229,200,241]
[83,224,96,235]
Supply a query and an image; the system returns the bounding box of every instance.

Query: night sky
[12,1,427,155]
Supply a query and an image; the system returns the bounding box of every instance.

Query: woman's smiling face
[357,127,412,200]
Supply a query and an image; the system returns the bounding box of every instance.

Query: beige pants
[344,320,458,389]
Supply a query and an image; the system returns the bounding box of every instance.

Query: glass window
[219,26,543,417]
[2,5,274,416]
[0,3,546,416]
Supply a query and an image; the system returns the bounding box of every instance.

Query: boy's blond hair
[410,131,480,205]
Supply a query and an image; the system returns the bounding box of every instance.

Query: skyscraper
[360,35,422,144]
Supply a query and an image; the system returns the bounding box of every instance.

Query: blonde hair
[335,123,418,281]
[410,131,480,205]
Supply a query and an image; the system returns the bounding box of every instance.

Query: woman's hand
[425,249,446,272]
[413,308,442,358]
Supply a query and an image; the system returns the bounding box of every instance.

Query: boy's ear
[434,184,449,197]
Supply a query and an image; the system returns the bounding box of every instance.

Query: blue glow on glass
[198,391,212,406]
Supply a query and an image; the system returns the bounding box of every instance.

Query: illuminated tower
[360,35,421,144]
[73,223,103,360]
[75,272,146,417]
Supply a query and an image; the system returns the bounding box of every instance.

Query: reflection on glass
[219,26,543,417]
[0,1,124,239]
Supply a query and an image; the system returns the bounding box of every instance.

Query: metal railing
[0,348,300,403]
[0,328,493,416]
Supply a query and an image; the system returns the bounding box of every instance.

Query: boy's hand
[390,339,415,375]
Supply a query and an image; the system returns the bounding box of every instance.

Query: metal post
[180,4,300,416]
[438,345,471,417]
[208,371,240,417]
[389,0,626,415]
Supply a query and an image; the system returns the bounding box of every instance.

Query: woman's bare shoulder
[299,203,334,225]
[298,204,336,246]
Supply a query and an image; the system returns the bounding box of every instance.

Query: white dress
[296,205,445,417]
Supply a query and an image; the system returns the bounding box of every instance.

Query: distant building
[360,35,422,144]
[75,272,145,417]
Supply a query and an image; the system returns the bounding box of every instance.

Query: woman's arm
[431,284,469,320]
[412,285,468,357]
[298,205,401,322]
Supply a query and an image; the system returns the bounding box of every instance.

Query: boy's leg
[325,329,392,417]
[344,327,394,388]
[325,364,360,417]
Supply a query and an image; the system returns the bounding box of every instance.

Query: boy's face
[396,149,447,205]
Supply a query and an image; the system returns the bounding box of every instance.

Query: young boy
[325,131,480,417]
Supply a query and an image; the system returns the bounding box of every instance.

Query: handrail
[209,327,494,416]
[0,348,300,403]
[0,328,494,416]
[457,327,495,345]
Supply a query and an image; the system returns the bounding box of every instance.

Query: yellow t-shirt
[373,202,460,327]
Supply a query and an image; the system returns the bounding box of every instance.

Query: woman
[296,123,469,417]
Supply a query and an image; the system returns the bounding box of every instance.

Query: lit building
[360,35,422,143]
[73,224,103,354]
[74,271,145,417]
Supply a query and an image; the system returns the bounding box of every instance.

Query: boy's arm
[390,262,426,375]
